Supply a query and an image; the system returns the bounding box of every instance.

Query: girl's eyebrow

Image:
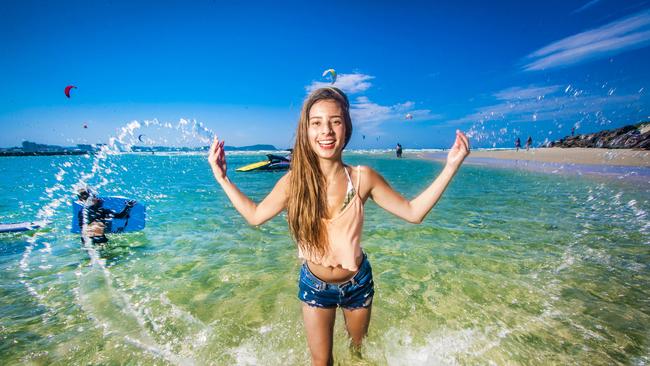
[309,115,343,120]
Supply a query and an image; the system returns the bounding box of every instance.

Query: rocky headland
[548,122,650,150]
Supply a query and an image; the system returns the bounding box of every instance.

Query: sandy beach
[422,148,650,167]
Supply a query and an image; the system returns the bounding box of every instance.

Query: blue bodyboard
[71,196,146,234]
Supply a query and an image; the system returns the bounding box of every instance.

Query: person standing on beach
[208,87,469,365]
[396,143,403,158]
[515,137,521,152]
[526,136,532,151]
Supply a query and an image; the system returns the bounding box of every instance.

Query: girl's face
[307,99,347,160]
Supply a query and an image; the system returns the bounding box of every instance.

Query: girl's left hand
[446,130,470,169]
[208,136,227,183]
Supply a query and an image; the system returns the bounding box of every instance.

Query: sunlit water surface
[1,152,648,365]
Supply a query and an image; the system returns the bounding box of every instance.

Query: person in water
[76,188,135,244]
[526,136,533,150]
[396,143,403,158]
[515,137,521,151]
[208,87,469,365]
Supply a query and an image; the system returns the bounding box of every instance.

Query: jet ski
[236,154,291,172]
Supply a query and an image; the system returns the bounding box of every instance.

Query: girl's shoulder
[345,164,372,179]
[346,165,382,197]
[273,171,292,190]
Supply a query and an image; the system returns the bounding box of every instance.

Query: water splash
[13,117,217,363]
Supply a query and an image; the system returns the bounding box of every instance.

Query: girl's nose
[322,123,333,134]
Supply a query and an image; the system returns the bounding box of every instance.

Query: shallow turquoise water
[1,151,648,365]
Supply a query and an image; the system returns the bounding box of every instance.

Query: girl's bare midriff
[306,254,363,283]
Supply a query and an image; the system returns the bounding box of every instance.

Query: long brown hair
[287,87,353,258]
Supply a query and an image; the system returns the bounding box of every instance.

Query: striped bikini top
[298,166,364,271]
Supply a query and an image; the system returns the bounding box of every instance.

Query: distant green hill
[132,144,279,152]
[1,141,281,156]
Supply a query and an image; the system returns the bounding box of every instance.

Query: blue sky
[1,0,650,149]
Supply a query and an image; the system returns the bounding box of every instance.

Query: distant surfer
[526,136,533,151]
[396,143,403,158]
[77,188,135,244]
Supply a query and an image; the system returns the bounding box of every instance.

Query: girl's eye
[332,120,342,125]
[310,121,320,126]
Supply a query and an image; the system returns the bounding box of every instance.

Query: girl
[208,87,469,365]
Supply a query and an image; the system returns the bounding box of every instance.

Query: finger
[453,134,461,149]
[210,142,219,161]
[457,134,468,150]
[210,137,219,156]
[459,139,468,153]
[459,132,470,150]
[218,141,226,162]
[455,130,468,150]
[215,145,222,164]
[454,130,460,147]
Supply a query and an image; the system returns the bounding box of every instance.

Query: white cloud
[572,0,602,14]
[445,84,643,137]
[350,96,438,134]
[494,85,563,100]
[306,73,374,94]
[523,9,650,71]
[304,72,441,135]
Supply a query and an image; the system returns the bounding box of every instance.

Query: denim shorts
[298,253,375,309]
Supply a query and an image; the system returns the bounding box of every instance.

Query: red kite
[64,85,77,98]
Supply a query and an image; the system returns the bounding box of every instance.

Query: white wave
[378,327,507,366]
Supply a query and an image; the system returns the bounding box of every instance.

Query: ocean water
[1,151,649,365]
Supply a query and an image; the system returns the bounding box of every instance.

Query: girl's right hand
[208,136,227,183]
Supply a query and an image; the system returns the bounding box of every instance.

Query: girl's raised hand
[208,136,227,183]
[446,130,470,169]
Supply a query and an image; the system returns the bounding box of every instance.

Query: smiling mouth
[317,139,336,149]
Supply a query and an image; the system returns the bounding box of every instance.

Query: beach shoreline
[417,147,650,180]
[427,147,649,167]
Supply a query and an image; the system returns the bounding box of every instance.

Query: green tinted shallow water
[1,152,648,365]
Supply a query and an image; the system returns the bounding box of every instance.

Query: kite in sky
[64,85,77,98]
[322,69,336,84]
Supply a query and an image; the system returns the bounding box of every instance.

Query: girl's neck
[318,158,345,183]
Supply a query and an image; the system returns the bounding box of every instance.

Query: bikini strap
[356,165,361,192]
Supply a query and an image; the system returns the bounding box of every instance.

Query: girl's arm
[208,137,289,226]
[368,131,470,224]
